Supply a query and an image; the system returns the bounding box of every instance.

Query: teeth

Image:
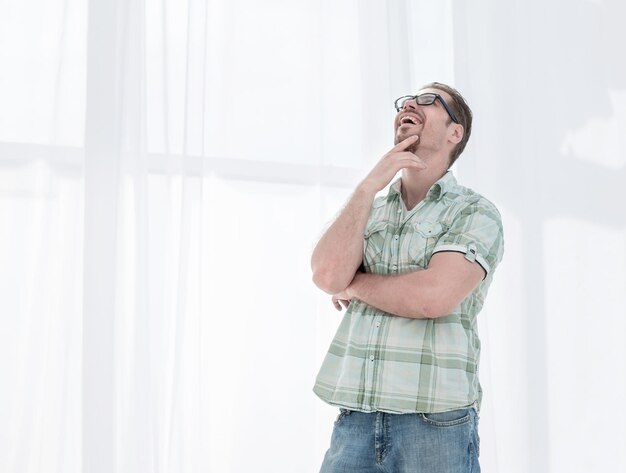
[401,115,418,125]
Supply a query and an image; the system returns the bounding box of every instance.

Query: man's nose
[402,99,419,111]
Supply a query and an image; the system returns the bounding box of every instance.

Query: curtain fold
[1,0,625,472]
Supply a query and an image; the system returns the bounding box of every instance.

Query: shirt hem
[313,385,479,415]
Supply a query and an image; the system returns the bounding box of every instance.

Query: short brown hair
[421,82,473,167]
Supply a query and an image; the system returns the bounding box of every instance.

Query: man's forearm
[345,271,437,319]
[344,252,484,319]
[311,185,376,294]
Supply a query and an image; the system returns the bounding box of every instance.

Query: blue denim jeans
[319,407,480,473]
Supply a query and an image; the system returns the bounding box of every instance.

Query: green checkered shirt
[313,172,504,413]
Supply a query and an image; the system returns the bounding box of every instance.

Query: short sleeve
[432,198,504,278]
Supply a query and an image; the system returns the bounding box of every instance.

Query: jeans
[319,407,480,473]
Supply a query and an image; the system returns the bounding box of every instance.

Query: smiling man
[311,82,504,473]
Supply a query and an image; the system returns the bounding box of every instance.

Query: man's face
[394,88,456,156]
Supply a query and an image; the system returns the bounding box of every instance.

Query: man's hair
[421,82,473,167]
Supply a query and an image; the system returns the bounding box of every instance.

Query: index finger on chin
[390,135,419,153]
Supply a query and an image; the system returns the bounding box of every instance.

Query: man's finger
[332,296,346,311]
[389,135,419,153]
[404,156,428,169]
[392,156,428,171]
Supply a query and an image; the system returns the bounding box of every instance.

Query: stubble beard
[395,129,420,154]
[406,140,419,154]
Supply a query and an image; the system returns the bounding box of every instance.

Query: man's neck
[400,166,447,211]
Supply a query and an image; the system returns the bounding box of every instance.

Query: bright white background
[1,0,624,472]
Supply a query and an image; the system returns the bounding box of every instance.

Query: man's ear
[449,123,464,144]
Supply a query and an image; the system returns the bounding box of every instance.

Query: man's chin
[406,142,419,154]
[395,131,419,154]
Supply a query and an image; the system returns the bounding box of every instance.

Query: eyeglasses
[394,93,459,124]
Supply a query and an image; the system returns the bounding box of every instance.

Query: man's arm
[310,186,375,294]
[338,252,485,318]
[311,135,425,294]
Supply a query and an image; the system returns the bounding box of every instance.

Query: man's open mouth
[399,115,420,126]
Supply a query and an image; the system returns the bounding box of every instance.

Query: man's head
[394,82,473,168]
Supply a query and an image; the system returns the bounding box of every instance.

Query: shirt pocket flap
[364,221,388,239]
[414,220,444,238]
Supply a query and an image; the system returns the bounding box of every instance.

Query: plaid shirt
[313,172,504,413]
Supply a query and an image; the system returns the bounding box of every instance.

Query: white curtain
[1,0,624,472]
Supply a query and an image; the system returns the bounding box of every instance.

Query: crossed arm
[332,253,485,319]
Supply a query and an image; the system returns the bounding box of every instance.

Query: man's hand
[331,293,351,311]
[331,275,360,311]
[358,135,427,195]
[331,295,351,311]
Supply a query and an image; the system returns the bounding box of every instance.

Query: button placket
[393,230,400,273]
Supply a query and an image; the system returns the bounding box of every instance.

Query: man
[311,82,504,473]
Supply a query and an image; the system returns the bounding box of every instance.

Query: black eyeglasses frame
[394,93,459,124]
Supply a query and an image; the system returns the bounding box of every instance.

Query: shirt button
[392,265,397,271]
[375,321,381,328]
[394,234,399,240]
[369,355,375,361]
[397,208,402,213]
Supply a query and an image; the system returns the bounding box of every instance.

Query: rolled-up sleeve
[432,198,504,278]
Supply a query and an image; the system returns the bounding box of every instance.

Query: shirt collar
[389,171,457,203]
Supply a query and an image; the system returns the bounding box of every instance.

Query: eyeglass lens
[395,94,458,123]
[396,94,436,110]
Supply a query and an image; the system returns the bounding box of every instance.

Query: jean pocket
[472,425,481,457]
[420,408,472,427]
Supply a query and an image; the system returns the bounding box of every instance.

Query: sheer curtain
[1,0,625,472]
[1,0,85,471]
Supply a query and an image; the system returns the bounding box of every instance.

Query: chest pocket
[409,220,447,268]
[363,221,388,272]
